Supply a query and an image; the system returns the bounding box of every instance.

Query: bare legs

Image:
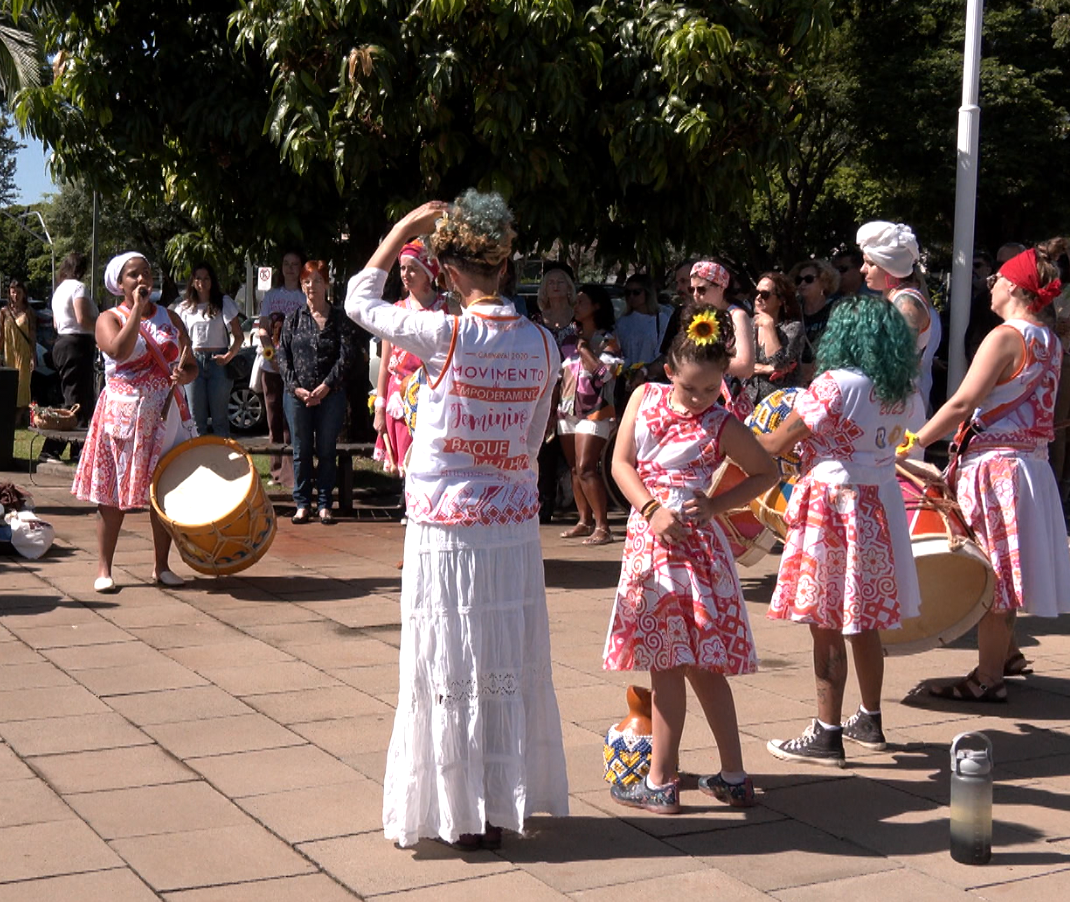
[95,504,174,582]
[977,609,1016,686]
[811,625,883,724]
[648,666,745,785]
[559,431,610,537]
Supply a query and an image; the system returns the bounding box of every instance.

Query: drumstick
[161,344,192,421]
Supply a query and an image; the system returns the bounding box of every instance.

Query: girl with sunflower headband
[759,295,921,766]
[603,304,778,814]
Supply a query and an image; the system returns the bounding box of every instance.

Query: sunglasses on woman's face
[691,285,710,296]
[795,274,816,285]
[986,273,1000,291]
[756,289,774,300]
[625,288,645,297]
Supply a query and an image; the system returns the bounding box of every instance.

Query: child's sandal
[1003,652,1034,677]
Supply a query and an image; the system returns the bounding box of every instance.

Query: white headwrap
[104,251,147,297]
[856,221,919,278]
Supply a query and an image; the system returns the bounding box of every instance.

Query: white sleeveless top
[969,319,1061,452]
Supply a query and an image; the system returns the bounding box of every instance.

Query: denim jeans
[185,350,233,438]
[283,389,346,511]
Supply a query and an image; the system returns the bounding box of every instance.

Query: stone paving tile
[110,823,317,892]
[572,868,770,902]
[499,798,704,894]
[299,600,402,631]
[0,869,160,902]
[163,638,295,670]
[667,818,898,892]
[210,603,327,628]
[43,640,177,670]
[972,866,1070,898]
[164,874,360,901]
[95,602,210,629]
[72,660,209,696]
[286,636,400,671]
[245,619,359,648]
[0,684,110,721]
[375,869,572,901]
[576,787,786,838]
[0,777,77,827]
[65,781,253,838]
[106,685,256,725]
[0,740,34,780]
[773,868,975,901]
[242,684,393,724]
[0,602,100,628]
[188,744,362,798]
[143,712,306,759]
[29,744,197,793]
[128,620,249,650]
[193,660,342,696]
[298,831,515,897]
[0,818,123,882]
[235,777,384,843]
[0,660,75,690]
[0,712,153,756]
[330,663,399,703]
[290,713,396,758]
[6,619,136,648]
[0,640,44,665]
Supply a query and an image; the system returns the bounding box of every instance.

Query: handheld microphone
[137,287,149,300]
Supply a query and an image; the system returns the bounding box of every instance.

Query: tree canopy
[9,0,832,275]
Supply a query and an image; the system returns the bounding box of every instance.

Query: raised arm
[345,202,454,365]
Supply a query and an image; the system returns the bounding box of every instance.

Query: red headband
[999,248,1062,311]
[399,240,440,282]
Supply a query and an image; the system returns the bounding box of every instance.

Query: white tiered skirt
[383,518,569,847]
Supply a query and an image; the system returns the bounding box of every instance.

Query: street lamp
[0,208,55,296]
[19,211,55,296]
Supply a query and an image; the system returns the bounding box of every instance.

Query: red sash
[113,305,192,423]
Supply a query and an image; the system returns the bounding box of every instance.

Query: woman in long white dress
[345,191,568,850]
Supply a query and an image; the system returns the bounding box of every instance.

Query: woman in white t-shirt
[175,262,242,438]
[257,250,306,486]
[39,252,98,462]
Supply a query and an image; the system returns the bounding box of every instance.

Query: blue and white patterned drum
[746,386,801,477]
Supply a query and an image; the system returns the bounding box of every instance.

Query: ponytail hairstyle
[667,304,734,372]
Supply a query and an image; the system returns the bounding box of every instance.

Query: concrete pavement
[1,464,1070,900]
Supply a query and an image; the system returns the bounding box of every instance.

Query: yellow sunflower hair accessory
[686,310,721,346]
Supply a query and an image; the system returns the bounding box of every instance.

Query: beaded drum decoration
[401,368,425,437]
[602,685,653,788]
[745,387,801,477]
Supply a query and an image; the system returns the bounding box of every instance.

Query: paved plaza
[1,464,1070,900]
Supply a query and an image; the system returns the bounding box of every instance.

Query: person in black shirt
[279,260,358,524]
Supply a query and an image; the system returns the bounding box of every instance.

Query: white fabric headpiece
[856,221,919,278]
[104,252,147,297]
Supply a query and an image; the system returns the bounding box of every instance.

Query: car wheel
[229,386,266,433]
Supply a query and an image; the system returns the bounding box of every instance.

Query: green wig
[815,295,919,405]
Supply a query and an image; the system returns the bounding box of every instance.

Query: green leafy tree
[730,0,1070,274]
[10,0,832,277]
[0,105,20,204]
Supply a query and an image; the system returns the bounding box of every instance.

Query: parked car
[225,316,266,434]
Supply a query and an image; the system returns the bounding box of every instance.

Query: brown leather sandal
[929,669,1007,703]
[1004,652,1034,677]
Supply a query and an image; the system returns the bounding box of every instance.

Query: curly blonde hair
[429,189,516,273]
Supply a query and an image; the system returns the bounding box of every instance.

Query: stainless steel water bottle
[949,731,993,864]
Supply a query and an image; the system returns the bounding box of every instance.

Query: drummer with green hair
[757,295,921,767]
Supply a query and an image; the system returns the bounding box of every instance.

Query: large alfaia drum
[880,460,994,655]
[151,435,276,576]
[710,459,778,567]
